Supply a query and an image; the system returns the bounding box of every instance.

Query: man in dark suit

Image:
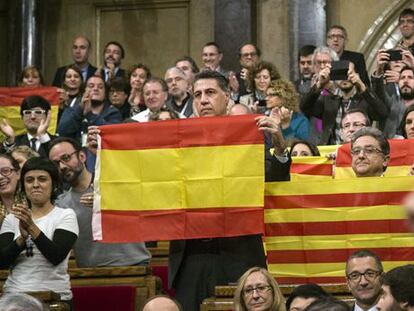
[0,96,55,157]
[52,36,97,87]
[327,25,370,87]
[100,41,127,84]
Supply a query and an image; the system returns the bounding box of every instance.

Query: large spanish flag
[92,115,265,243]
[336,139,414,178]
[0,87,60,138]
[265,176,414,284]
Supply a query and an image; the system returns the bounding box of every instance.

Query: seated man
[108,77,131,120]
[346,250,384,311]
[142,295,182,311]
[286,284,330,311]
[340,108,371,144]
[376,264,414,311]
[0,95,54,158]
[350,127,390,177]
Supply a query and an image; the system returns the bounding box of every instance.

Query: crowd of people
[0,6,414,311]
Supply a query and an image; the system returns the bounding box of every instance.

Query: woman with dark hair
[0,154,22,229]
[57,65,84,123]
[400,104,414,138]
[290,140,320,157]
[17,66,44,87]
[0,157,78,308]
[239,61,281,112]
[128,63,152,116]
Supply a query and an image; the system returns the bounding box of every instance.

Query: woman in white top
[0,157,78,309]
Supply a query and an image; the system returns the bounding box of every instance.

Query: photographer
[300,46,388,145]
[372,49,414,138]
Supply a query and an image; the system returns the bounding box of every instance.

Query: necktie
[30,138,37,151]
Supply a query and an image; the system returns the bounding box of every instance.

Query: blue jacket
[281,112,310,141]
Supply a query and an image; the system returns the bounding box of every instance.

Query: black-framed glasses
[243,285,272,296]
[0,167,16,177]
[241,52,258,58]
[22,109,46,117]
[52,151,78,167]
[350,146,383,156]
[347,270,382,282]
[342,122,366,129]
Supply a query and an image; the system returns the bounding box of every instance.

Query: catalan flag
[290,156,333,181]
[265,176,414,284]
[92,115,265,243]
[336,139,414,179]
[0,87,60,139]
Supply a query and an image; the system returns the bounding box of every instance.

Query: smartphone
[386,49,402,61]
[257,99,267,107]
[330,60,350,81]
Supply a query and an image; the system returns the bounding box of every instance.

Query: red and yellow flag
[0,87,60,138]
[265,176,414,284]
[92,115,265,243]
[336,139,414,178]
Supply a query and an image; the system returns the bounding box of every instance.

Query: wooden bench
[0,266,160,310]
[200,283,354,311]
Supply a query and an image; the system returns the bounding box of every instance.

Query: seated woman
[400,104,414,139]
[266,80,310,142]
[9,145,39,169]
[289,140,320,157]
[234,267,286,311]
[0,155,22,229]
[17,66,44,87]
[0,157,78,308]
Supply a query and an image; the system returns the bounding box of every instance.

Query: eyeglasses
[315,60,331,66]
[241,52,257,58]
[347,270,382,282]
[52,151,78,167]
[342,122,366,129]
[243,285,271,296]
[327,34,345,40]
[22,109,46,117]
[0,167,16,177]
[350,146,383,156]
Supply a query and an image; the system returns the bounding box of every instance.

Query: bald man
[142,296,182,311]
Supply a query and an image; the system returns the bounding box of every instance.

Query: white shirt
[354,303,378,311]
[131,109,151,122]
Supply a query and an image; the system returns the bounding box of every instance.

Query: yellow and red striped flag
[264,176,414,284]
[290,156,333,181]
[336,139,414,178]
[0,87,60,138]
[92,115,265,243]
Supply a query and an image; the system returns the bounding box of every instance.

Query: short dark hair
[49,136,83,155]
[346,249,384,274]
[400,104,414,138]
[193,70,229,92]
[104,41,125,58]
[289,140,320,156]
[20,157,62,204]
[175,56,200,74]
[400,65,414,77]
[143,77,168,93]
[327,25,348,40]
[286,284,330,310]
[238,43,262,58]
[340,108,371,128]
[399,8,414,21]
[109,77,130,96]
[351,127,390,157]
[305,297,351,311]
[298,45,316,60]
[203,41,222,53]
[20,96,51,117]
[383,264,414,307]
[149,105,180,121]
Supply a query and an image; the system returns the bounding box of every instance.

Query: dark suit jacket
[340,50,370,87]
[1,133,56,158]
[100,67,127,83]
[52,64,97,87]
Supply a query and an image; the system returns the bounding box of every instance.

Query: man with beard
[101,41,126,83]
[301,50,388,145]
[372,62,414,138]
[164,67,193,117]
[49,137,150,267]
[346,250,384,311]
[295,45,316,96]
[376,265,414,311]
[0,95,55,158]
[397,9,414,55]
[57,75,122,143]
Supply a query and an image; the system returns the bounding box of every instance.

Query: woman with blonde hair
[234,267,286,311]
[17,66,44,87]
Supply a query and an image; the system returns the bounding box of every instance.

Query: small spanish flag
[92,115,265,243]
[265,176,414,284]
[0,87,60,139]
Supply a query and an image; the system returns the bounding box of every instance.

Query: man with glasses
[49,137,150,267]
[0,95,55,158]
[350,127,390,177]
[326,25,370,86]
[201,42,228,77]
[346,250,384,311]
[340,108,371,143]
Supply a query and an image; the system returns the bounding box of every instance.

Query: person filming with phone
[300,46,388,145]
